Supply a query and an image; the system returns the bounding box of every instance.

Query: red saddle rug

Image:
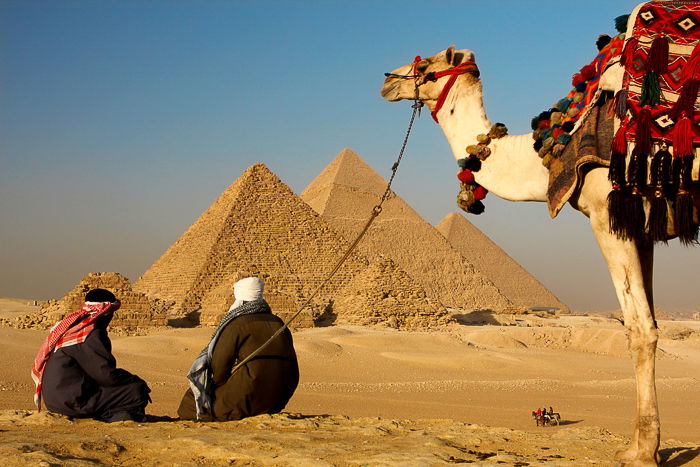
[610,0,700,244]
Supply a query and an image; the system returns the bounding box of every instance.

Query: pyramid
[134,163,450,328]
[301,148,512,311]
[15,272,171,329]
[436,213,568,312]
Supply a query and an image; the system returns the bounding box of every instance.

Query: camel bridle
[384,55,480,123]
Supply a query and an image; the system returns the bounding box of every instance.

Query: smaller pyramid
[436,213,568,312]
[334,257,451,329]
[16,272,171,329]
[302,149,513,311]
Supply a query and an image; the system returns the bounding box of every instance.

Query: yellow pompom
[550,112,563,124]
[476,134,491,144]
[542,153,552,168]
[466,145,478,155]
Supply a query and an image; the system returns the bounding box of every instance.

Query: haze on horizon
[2,0,699,312]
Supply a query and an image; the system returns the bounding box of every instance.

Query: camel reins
[384,55,480,123]
[228,89,424,377]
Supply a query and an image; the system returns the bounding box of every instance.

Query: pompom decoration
[455,123,508,215]
[457,169,475,183]
[580,64,597,80]
[597,34,612,51]
[615,14,630,34]
[473,186,488,201]
[557,133,572,145]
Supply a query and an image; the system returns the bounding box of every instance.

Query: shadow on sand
[557,419,583,426]
[660,446,700,466]
[453,309,501,326]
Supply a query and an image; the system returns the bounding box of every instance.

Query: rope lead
[230,96,422,376]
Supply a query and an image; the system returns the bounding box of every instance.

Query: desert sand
[1,299,700,466]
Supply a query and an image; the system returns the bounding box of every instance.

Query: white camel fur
[381,45,668,466]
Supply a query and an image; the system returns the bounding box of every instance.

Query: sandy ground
[1,299,700,466]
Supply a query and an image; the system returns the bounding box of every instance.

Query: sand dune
[1,298,700,465]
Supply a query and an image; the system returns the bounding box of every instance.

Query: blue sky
[2,0,698,312]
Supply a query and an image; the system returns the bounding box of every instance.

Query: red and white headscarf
[31,300,120,410]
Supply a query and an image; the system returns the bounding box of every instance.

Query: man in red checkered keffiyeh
[31,288,151,422]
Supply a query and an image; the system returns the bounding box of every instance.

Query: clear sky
[2,0,698,312]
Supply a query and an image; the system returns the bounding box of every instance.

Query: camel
[380,22,697,467]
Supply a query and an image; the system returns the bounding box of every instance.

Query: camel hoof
[614,448,658,467]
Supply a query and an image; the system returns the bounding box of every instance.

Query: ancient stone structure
[436,212,568,312]
[135,163,450,328]
[301,149,513,311]
[17,272,171,329]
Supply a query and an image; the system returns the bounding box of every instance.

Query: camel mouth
[380,79,402,102]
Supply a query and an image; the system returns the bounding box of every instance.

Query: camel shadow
[660,446,700,466]
[557,419,583,426]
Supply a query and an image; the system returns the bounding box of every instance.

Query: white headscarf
[228,277,265,312]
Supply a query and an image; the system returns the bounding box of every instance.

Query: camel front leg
[588,207,660,466]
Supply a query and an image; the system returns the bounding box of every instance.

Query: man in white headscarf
[177,277,299,421]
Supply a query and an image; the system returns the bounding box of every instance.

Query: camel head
[380,46,479,112]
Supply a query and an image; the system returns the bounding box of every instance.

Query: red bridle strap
[428,61,479,123]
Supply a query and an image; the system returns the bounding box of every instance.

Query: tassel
[629,151,648,189]
[609,117,629,186]
[608,186,630,239]
[673,155,698,245]
[629,188,646,241]
[621,37,638,67]
[671,79,699,119]
[648,194,669,243]
[635,107,653,155]
[641,72,662,106]
[614,89,629,119]
[672,115,694,158]
[648,149,670,243]
[612,116,629,154]
[682,42,700,83]
[609,153,627,186]
[648,35,669,74]
[674,190,699,245]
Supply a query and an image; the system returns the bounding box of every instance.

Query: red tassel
[621,37,638,66]
[672,115,694,157]
[635,107,652,155]
[612,116,629,154]
[682,43,700,82]
[648,35,669,74]
[671,79,700,119]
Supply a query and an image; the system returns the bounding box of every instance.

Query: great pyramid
[134,163,450,328]
[436,213,568,312]
[12,272,171,329]
[301,148,512,311]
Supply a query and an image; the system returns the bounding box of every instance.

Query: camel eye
[416,60,429,73]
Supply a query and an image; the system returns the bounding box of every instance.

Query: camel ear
[445,45,456,65]
[452,49,475,65]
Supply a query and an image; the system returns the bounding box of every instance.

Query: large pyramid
[134,163,450,328]
[436,213,568,312]
[301,149,512,311]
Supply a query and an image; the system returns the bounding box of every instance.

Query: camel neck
[433,78,550,202]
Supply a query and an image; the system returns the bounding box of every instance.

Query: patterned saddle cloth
[542,1,700,244]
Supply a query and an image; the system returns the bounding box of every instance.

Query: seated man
[178,277,299,421]
[31,289,151,422]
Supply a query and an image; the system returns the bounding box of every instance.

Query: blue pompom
[556,98,572,112]
[575,82,587,92]
[457,158,468,169]
[557,133,572,145]
[540,129,552,140]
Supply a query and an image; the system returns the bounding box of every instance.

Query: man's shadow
[660,446,700,466]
